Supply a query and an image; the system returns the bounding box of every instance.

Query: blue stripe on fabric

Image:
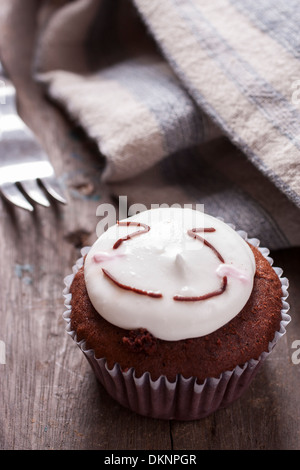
[172,0,300,149]
[229,0,300,60]
[98,57,204,155]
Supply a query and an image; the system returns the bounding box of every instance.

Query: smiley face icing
[84,208,256,341]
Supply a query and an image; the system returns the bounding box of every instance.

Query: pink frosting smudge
[216,264,249,282]
[93,252,125,263]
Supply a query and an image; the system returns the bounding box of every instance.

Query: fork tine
[1,59,68,211]
[0,182,34,211]
[40,176,67,205]
[20,180,50,207]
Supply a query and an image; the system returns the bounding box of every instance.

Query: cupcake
[63,207,290,420]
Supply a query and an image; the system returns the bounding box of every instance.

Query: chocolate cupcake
[63,208,290,420]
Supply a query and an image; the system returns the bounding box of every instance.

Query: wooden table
[1,0,300,451]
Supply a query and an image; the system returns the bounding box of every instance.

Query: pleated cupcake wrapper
[63,231,290,420]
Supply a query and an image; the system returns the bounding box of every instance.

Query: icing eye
[187,227,224,262]
[173,227,227,301]
[101,220,162,298]
[113,221,150,249]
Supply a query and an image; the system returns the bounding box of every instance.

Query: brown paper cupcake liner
[63,231,290,420]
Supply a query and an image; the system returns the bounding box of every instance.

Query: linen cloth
[35,0,300,249]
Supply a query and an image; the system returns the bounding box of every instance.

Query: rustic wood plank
[0,193,172,450]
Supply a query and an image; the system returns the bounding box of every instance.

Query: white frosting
[84,208,256,341]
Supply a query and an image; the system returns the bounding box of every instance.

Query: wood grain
[0,0,299,451]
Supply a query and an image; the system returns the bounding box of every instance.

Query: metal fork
[0,60,66,211]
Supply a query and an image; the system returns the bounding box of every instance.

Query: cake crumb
[122,328,157,355]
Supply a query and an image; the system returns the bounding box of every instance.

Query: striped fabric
[40,56,219,182]
[134,0,300,207]
[35,0,300,248]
